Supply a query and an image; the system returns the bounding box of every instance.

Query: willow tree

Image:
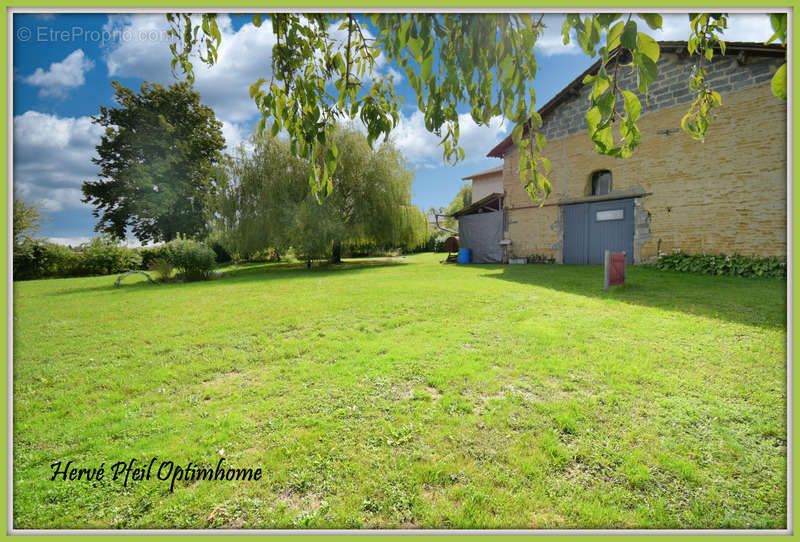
[212,126,428,263]
[209,136,307,260]
[168,13,786,204]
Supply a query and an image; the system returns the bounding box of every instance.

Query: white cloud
[13,111,104,212]
[48,236,92,247]
[101,14,406,144]
[102,14,176,82]
[719,14,774,42]
[220,120,255,153]
[535,13,774,57]
[535,14,582,57]
[389,111,508,168]
[48,236,154,248]
[23,49,95,98]
[102,14,276,140]
[650,13,773,42]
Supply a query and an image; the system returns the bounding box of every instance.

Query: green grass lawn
[12,253,787,529]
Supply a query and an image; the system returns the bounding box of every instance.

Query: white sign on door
[596,209,624,221]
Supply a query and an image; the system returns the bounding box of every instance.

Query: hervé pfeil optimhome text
[50,457,262,492]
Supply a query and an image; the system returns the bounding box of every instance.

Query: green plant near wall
[654,252,786,278]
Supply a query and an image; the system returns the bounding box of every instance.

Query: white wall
[471,173,503,202]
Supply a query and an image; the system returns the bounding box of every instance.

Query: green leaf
[399,18,411,45]
[767,14,786,44]
[540,156,551,174]
[637,32,660,62]
[585,106,602,134]
[680,112,693,134]
[594,125,613,152]
[421,54,433,82]
[639,14,663,30]
[592,77,610,100]
[622,90,641,122]
[606,21,624,50]
[408,36,422,60]
[596,90,615,117]
[771,62,787,99]
[326,147,338,175]
[621,20,638,50]
[597,14,620,27]
[636,53,658,94]
[249,78,265,99]
[583,73,599,85]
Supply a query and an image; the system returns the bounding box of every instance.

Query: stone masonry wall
[538,51,783,141]
[503,52,787,262]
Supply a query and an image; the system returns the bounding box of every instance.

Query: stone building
[487,41,787,265]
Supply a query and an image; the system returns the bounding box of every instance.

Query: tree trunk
[331,242,342,264]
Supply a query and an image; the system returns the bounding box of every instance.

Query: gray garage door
[563,199,634,265]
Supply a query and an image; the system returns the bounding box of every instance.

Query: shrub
[138,245,168,269]
[42,243,81,276]
[149,258,175,282]
[527,254,555,264]
[210,241,232,264]
[13,239,41,280]
[422,230,451,253]
[13,240,81,280]
[76,236,142,276]
[163,238,216,282]
[15,240,48,280]
[654,251,786,278]
[13,237,145,280]
[245,247,282,263]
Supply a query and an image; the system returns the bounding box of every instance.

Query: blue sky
[11,12,775,246]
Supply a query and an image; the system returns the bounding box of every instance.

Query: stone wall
[539,51,784,141]
[503,52,787,263]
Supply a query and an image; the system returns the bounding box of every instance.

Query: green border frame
[2,3,796,541]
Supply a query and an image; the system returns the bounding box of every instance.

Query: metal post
[603,249,610,291]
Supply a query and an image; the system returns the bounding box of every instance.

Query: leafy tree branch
[167,12,786,205]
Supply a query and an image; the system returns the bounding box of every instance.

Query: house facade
[488,41,787,265]
[462,166,504,202]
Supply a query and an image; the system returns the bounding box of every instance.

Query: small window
[592,170,612,196]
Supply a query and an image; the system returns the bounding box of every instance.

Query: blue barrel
[457,249,471,264]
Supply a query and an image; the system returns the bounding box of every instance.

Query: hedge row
[654,252,786,278]
[13,236,218,282]
[13,237,142,280]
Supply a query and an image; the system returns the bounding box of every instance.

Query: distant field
[12,253,787,529]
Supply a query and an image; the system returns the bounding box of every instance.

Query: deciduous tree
[13,197,42,246]
[81,81,226,243]
[212,126,428,263]
[443,185,471,231]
